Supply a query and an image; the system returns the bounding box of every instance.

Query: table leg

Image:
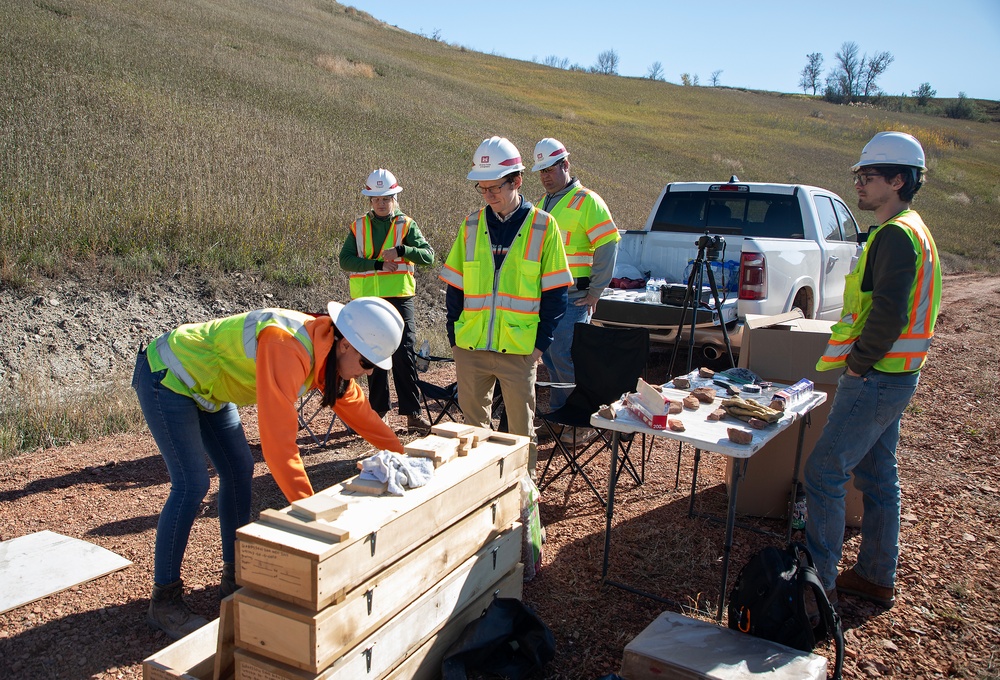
[687,447,702,518]
[785,412,811,543]
[717,457,746,621]
[601,430,621,581]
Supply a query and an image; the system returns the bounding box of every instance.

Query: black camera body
[696,232,726,262]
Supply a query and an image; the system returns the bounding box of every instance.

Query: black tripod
[667,231,737,377]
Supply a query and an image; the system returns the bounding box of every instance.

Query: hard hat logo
[481,155,489,164]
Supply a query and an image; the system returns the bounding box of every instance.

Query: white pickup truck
[593,177,861,363]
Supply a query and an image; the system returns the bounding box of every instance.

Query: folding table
[591,388,826,620]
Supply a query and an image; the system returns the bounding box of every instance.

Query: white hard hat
[531,137,569,172]
[467,136,524,181]
[852,132,926,171]
[327,297,403,370]
[361,168,403,197]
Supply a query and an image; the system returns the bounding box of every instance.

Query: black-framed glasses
[474,179,512,196]
[358,354,376,370]
[852,171,882,186]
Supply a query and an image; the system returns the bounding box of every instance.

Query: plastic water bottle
[417,339,431,371]
[645,278,657,302]
[792,483,807,530]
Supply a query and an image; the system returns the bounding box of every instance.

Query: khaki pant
[453,347,538,474]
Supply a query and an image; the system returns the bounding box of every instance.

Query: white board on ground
[0,530,132,614]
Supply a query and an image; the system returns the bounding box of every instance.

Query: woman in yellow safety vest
[131,297,404,640]
[339,168,435,433]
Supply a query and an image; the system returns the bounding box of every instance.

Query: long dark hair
[320,325,348,408]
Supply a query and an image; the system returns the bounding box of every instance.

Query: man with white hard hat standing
[806,131,941,613]
[531,138,619,443]
[340,168,435,434]
[440,136,572,478]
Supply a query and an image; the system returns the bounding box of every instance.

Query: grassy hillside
[3,0,999,292]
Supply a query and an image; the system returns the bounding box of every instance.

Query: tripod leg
[703,265,736,368]
[685,262,706,374]
[667,257,702,378]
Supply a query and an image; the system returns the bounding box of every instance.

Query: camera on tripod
[696,232,726,262]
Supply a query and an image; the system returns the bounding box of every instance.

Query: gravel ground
[0,272,998,679]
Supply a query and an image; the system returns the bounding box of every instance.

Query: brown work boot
[147,580,209,640]
[219,562,239,600]
[805,585,839,628]
[836,566,895,608]
[406,413,432,434]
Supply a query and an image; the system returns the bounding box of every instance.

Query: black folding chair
[537,324,651,506]
[297,388,337,448]
[413,350,506,429]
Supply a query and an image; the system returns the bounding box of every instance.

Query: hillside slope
[3,0,998,292]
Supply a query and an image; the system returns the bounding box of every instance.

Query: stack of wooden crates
[143,426,529,680]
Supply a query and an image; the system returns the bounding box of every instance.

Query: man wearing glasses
[531,138,620,443]
[440,136,572,478]
[805,131,941,614]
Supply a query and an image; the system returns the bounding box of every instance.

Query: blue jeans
[541,301,591,412]
[804,369,919,591]
[132,349,255,585]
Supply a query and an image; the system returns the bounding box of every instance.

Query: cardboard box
[620,610,827,680]
[730,312,863,527]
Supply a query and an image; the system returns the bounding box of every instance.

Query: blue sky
[346,1,1000,102]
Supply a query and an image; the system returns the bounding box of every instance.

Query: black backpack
[727,543,844,680]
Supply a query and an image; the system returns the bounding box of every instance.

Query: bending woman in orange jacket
[131,297,404,640]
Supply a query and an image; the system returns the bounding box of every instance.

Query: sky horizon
[345,1,1000,103]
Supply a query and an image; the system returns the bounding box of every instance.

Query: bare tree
[912,82,936,106]
[543,55,570,70]
[693,74,700,86]
[593,49,620,75]
[833,41,862,100]
[799,52,824,95]
[647,61,665,81]
[861,50,894,97]
[710,70,723,87]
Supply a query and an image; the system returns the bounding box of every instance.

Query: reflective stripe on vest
[817,211,940,373]
[454,207,551,353]
[153,310,314,410]
[349,214,416,298]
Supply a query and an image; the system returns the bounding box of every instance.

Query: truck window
[833,199,859,242]
[814,196,842,241]
[744,198,804,239]
[651,192,802,238]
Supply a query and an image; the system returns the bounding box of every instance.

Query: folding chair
[537,323,651,506]
[414,350,506,429]
[297,388,337,448]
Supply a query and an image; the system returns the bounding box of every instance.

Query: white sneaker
[559,428,597,446]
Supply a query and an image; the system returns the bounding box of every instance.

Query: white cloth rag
[358,450,435,496]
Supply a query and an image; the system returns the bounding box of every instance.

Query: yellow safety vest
[817,210,941,373]
[543,186,619,279]
[147,309,314,411]
[348,214,416,299]
[440,207,572,355]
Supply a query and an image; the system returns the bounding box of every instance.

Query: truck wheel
[792,290,813,318]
